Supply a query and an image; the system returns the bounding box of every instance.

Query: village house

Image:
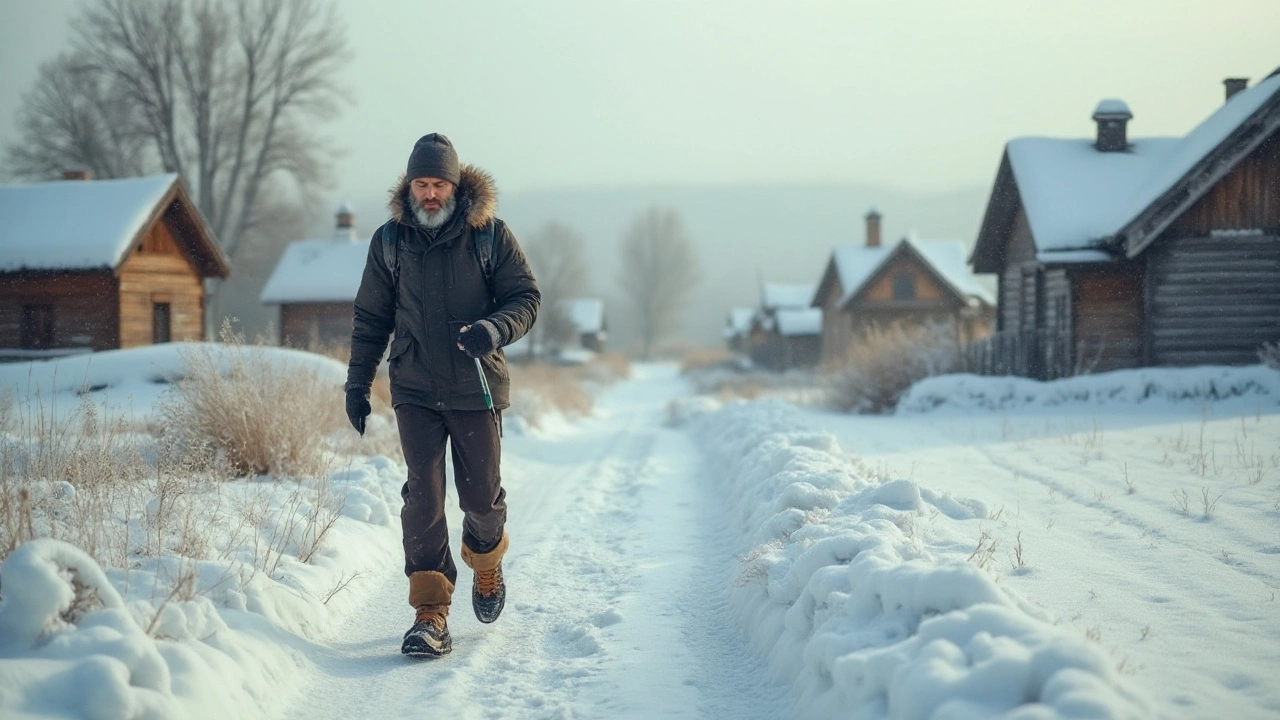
[745,282,822,371]
[561,297,607,353]
[723,308,755,356]
[0,172,229,361]
[259,204,366,350]
[813,210,995,367]
[968,70,1280,378]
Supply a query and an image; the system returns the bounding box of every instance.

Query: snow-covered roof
[774,308,822,337]
[0,174,179,272]
[724,308,755,339]
[260,238,369,304]
[1008,73,1280,253]
[761,283,816,310]
[562,297,605,334]
[831,238,993,308]
[912,239,995,305]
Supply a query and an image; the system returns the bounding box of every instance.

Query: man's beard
[413,194,456,229]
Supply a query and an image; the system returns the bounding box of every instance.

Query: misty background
[2,0,1277,354]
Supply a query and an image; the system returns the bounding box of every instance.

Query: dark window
[892,272,915,300]
[153,303,171,343]
[21,305,54,349]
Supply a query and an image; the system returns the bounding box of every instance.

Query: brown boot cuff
[461,532,510,571]
[408,570,454,609]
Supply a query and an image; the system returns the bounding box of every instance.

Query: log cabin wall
[1000,205,1037,332]
[1144,233,1280,366]
[1142,129,1280,366]
[1071,269,1144,372]
[117,220,205,347]
[0,273,118,350]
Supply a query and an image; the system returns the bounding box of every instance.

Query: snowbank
[692,399,1153,719]
[898,366,1280,414]
[0,342,348,425]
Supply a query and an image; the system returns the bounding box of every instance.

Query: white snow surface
[1,347,1278,719]
[259,238,371,304]
[1007,72,1280,253]
[775,307,823,337]
[0,174,178,272]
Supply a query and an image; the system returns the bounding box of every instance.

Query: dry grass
[680,348,735,373]
[158,323,345,477]
[826,321,961,413]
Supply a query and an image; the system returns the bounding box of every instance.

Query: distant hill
[255,182,992,354]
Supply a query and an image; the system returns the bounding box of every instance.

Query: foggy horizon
[2,0,1278,351]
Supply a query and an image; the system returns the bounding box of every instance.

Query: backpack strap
[380,221,400,297]
[474,219,496,287]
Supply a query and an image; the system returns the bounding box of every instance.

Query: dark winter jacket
[346,165,540,411]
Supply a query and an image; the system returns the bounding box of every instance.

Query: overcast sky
[2,0,1278,201]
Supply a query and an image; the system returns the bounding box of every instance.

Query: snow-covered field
[1,346,1277,719]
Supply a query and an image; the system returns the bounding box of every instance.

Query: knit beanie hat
[406,133,460,184]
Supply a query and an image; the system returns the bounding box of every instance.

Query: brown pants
[395,404,507,584]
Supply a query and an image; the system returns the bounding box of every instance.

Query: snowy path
[282,365,788,720]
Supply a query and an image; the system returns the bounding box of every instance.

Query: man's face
[410,177,455,213]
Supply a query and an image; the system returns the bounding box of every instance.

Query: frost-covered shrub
[1260,340,1280,370]
[159,323,344,477]
[826,320,961,413]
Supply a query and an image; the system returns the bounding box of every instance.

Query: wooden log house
[0,173,229,360]
[969,71,1280,377]
[813,210,995,366]
[260,204,367,350]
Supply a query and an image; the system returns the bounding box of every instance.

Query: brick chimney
[1092,99,1132,153]
[1224,78,1248,102]
[865,209,882,248]
[62,170,92,181]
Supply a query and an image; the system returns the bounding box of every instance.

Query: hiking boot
[462,533,510,624]
[402,605,451,657]
[472,563,506,624]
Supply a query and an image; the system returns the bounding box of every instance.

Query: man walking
[345,133,540,657]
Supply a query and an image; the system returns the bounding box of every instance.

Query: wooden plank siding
[861,255,951,303]
[1072,270,1143,372]
[116,220,205,347]
[1144,234,1280,366]
[1165,129,1280,235]
[814,264,852,366]
[0,273,118,350]
[280,303,354,352]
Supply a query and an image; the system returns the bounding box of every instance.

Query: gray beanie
[406,133,460,184]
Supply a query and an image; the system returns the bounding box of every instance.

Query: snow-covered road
[283,365,789,719]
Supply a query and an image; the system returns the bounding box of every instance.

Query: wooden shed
[260,205,366,350]
[969,71,1280,377]
[0,173,229,360]
[814,211,995,366]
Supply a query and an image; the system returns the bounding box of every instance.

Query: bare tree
[3,0,349,332]
[524,221,590,358]
[618,207,701,359]
[5,54,149,181]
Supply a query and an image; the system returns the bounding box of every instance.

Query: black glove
[457,319,501,358]
[345,384,371,436]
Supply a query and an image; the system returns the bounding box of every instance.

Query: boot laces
[475,566,503,597]
[415,606,446,632]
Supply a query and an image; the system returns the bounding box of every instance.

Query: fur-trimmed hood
[388,164,498,229]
